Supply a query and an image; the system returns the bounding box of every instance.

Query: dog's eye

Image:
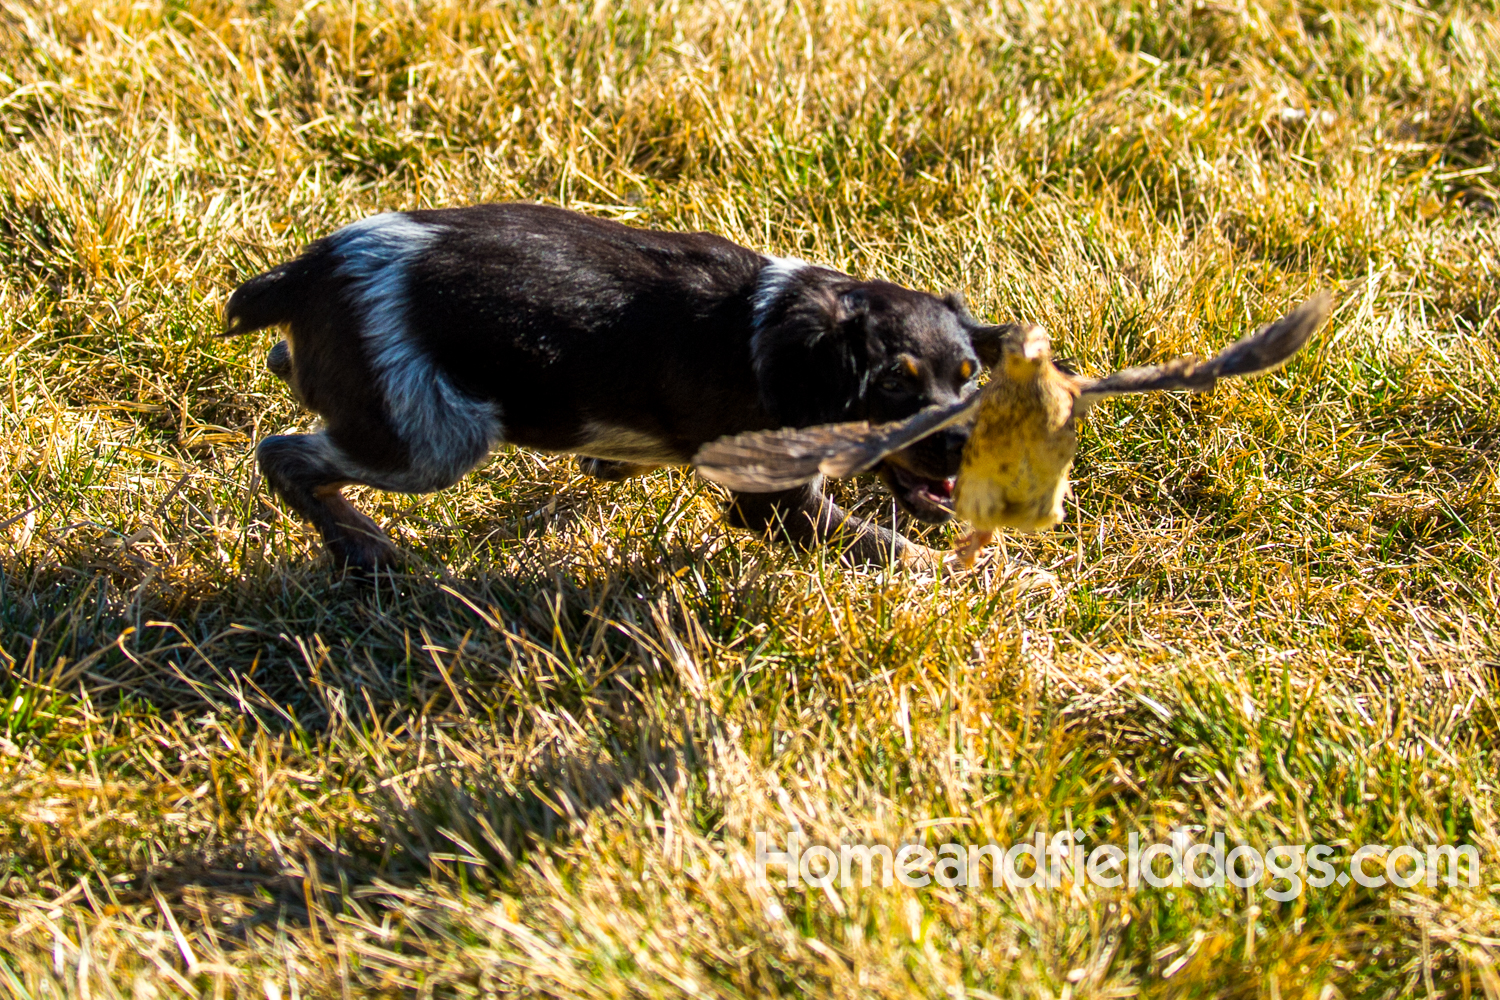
[877,375,909,394]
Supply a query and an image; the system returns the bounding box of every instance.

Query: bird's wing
[1074,291,1332,415]
[693,395,982,492]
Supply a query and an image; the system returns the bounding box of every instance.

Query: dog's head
[754,274,1009,523]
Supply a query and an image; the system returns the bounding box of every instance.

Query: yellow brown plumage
[949,323,1079,564]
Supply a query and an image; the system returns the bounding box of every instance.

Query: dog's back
[227,204,772,455]
[227,203,764,336]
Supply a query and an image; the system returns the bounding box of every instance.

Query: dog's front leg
[722,480,941,571]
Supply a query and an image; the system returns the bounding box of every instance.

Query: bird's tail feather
[1074,291,1331,412]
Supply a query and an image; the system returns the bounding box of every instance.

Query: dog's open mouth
[882,462,957,523]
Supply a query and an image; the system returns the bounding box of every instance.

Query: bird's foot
[952,529,994,568]
[942,534,1060,593]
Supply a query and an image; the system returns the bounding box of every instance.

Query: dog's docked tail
[222,254,322,337]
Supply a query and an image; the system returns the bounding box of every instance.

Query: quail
[695,292,1332,567]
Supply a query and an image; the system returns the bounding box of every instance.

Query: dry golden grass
[1,0,1499,996]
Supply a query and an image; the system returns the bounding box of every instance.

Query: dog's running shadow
[3,540,748,947]
[122,735,691,947]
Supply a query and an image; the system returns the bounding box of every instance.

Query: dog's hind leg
[724,481,941,572]
[257,431,399,571]
[245,214,501,571]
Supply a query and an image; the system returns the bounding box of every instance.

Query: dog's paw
[325,527,401,574]
[896,541,946,576]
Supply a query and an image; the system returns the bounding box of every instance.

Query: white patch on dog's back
[749,255,811,379]
[751,255,810,328]
[333,213,503,492]
[574,422,680,464]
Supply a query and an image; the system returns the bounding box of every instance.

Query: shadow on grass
[114,733,697,945]
[3,526,759,710]
[1,533,747,937]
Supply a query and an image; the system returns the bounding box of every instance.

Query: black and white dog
[226,203,1018,571]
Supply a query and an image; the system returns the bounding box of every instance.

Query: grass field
[1,0,1498,995]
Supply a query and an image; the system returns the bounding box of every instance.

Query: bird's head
[999,323,1052,379]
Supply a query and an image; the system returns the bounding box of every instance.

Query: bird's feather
[1073,291,1331,415]
[694,293,1331,492]
[694,395,981,492]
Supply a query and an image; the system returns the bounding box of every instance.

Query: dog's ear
[754,287,876,428]
[968,322,1026,369]
[942,292,1015,369]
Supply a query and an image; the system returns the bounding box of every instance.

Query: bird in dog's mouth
[695,292,1332,567]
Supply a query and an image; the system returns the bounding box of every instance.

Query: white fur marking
[300,427,427,496]
[333,214,503,493]
[751,255,810,329]
[749,255,812,380]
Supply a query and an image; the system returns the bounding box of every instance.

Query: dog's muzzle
[880,462,957,522]
[878,426,967,523]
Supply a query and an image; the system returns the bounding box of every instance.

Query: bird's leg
[953,529,993,568]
